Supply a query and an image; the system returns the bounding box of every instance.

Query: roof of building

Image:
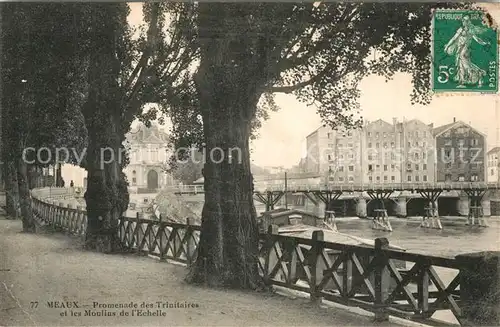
[487,147,500,155]
[432,120,486,137]
[432,122,456,137]
[126,122,170,144]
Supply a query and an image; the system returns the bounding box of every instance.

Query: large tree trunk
[4,160,20,219]
[83,113,129,253]
[17,157,35,232]
[186,5,267,288]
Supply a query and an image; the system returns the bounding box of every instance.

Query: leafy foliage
[158,2,470,154]
[1,3,90,167]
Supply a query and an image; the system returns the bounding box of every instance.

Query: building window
[407,142,411,147]
[376,164,380,170]
[349,166,354,171]
[368,142,372,148]
[458,175,465,182]
[471,139,478,146]
[132,170,136,175]
[391,142,395,148]
[327,133,332,139]
[368,164,373,171]
[384,165,388,171]
[444,139,452,146]
[423,175,427,182]
[384,176,388,181]
[348,176,354,182]
[368,132,372,137]
[376,132,380,138]
[376,176,380,182]
[423,152,426,159]
[458,139,465,147]
[415,164,419,170]
[415,142,419,147]
[416,131,419,137]
[339,177,344,182]
[369,176,373,181]
[407,163,412,170]
[423,164,427,170]
[492,169,495,176]
[340,155,344,159]
[348,143,353,148]
[383,142,387,148]
[338,143,343,148]
[391,164,395,170]
[391,153,396,160]
[368,154,373,160]
[471,174,478,181]
[132,177,137,184]
[414,153,419,160]
[383,132,387,138]
[339,166,344,172]
[328,155,332,161]
[328,143,334,148]
[376,143,380,148]
[423,141,426,147]
[407,175,412,181]
[446,162,452,169]
[391,176,395,181]
[415,175,420,182]
[445,174,452,182]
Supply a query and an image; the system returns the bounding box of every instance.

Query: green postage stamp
[432,9,498,93]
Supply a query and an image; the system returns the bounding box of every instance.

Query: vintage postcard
[1,2,499,327]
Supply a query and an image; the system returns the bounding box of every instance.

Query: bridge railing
[168,182,500,193]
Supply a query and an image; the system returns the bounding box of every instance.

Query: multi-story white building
[124,122,175,192]
[487,147,500,183]
[304,118,436,184]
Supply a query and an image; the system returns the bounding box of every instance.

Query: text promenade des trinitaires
[432,9,498,93]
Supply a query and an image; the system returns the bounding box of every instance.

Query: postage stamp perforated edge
[430,7,499,97]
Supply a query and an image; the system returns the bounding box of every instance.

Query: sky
[127,3,500,169]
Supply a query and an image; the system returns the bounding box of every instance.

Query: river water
[329,216,500,325]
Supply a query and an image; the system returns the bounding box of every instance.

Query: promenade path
[0,216,423,327]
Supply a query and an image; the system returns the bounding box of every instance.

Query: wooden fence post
[310,230,324,304]
[374,237,390,322]
[135,212,140,254]
[186,218,196,267]
[158,214,165,261]
[263,224,279,285]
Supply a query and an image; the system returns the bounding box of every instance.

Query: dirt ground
[0,217,423,327]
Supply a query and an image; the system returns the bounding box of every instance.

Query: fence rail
[29,187,496,326]
[169,182,500,194]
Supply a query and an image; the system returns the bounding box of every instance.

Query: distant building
[396,119,436,184]
[433,118,486,182]
[124,122,175,192]
[305,126,332,174]
[487,147,500,183]
[364,119,397,184]
[331,127,363,184]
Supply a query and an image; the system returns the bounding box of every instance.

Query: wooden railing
[31,187,88,236]
[117,215,464,326]
[30,187,485,326]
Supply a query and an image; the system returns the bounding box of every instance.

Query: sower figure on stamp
[444,15,489,88]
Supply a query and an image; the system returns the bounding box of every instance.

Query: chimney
[393,117,397,125]
[453,117,456,123]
